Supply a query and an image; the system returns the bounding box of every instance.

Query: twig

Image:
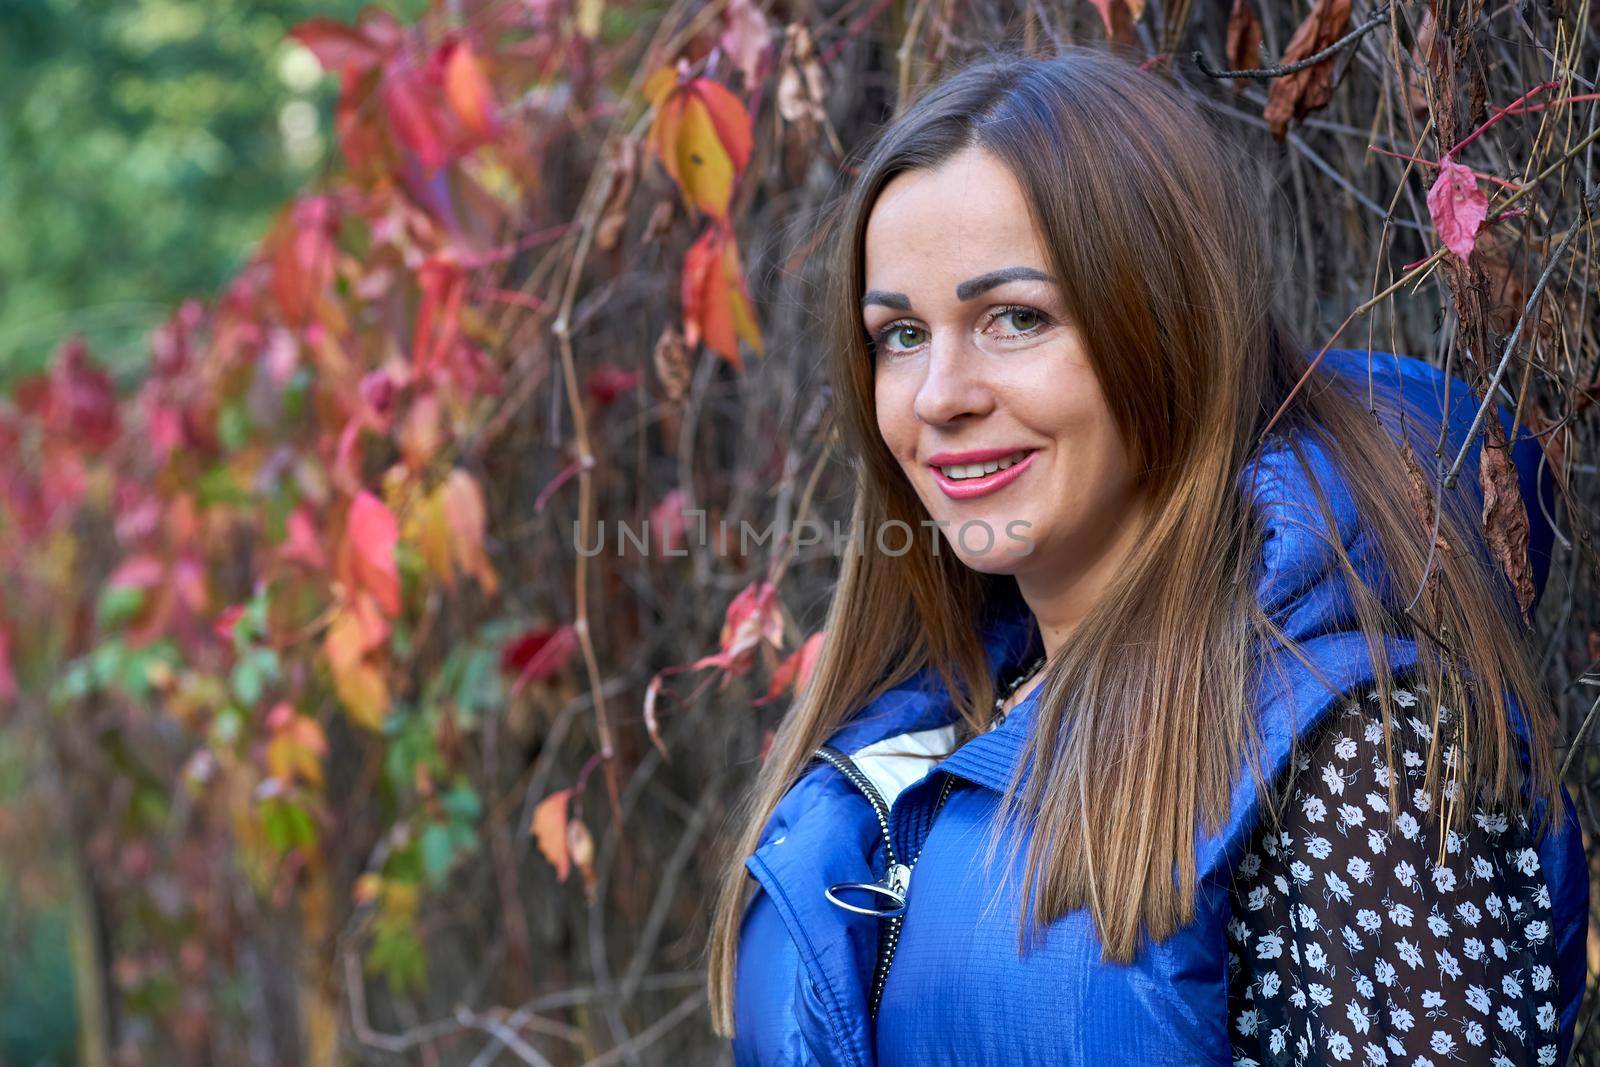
[1192,4,1390,81]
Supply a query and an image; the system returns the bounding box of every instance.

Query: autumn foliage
[2,0,1599,1063]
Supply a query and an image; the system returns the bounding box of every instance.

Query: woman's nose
[912,333,994,426]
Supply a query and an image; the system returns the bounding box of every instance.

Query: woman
[705,49,1589,1066]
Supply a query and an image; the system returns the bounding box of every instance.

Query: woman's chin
[940,527,1037,575]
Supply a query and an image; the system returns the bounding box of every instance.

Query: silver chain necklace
[989,653,1046,732]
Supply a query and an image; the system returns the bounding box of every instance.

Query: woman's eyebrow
[861,290,911,312]
[955,267,1056,300]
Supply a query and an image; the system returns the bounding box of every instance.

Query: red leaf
[500,624,580,688]
[692,80,754,174]
[383,67,450,172]
[1427,158,1489,263]
[0,626,15,705]
[213,604,247,642]
[108,554,164,591]
[288,18,388,77]
[691,580,783,677]
[267,196,340,327]
[20,338,120,453]
[280,506,328,570]
[649,488,689,555]
[413,258,465,372]
[586,364,640,408]
[344,492,401,617]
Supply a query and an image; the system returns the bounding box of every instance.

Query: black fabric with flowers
[1225,680,1562,1067]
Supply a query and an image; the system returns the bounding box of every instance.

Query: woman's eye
[873,322,926,353]
[993,306,1045,334]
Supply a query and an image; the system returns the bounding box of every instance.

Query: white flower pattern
[1227,683,1560,1066]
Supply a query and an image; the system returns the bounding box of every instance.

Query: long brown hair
[706,46,1559,1035]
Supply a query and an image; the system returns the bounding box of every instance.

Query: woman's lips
[929,449,1038,500]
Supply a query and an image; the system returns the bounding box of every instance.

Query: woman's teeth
[939,449,1031,480]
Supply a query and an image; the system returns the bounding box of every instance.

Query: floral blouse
[1226,681,1563,1067]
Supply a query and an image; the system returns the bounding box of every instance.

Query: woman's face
[864,146,1144,595]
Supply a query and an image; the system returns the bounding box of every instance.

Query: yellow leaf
[332,657,389,732]
[353,873,384,905]
[408,490,455,586]
[576,0,603,38]
[647,77,752,222]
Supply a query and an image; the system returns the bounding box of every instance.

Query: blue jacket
[732,350,1588,1066]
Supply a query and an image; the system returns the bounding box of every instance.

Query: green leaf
[96,585,145,628]
[419,822,454,885]
[217,397,252,451]
[367,923,426,995]
[441,783,482,823]
[262,796,317,853]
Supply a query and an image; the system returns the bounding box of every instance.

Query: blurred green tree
[0,0,419,386]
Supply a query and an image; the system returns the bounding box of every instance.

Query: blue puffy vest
[732,350,1589,1066]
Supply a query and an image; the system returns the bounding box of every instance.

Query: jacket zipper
[812,745,957,1018]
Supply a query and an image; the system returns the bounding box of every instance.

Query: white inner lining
[847,723,959,810]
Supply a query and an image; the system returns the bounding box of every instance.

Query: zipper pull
[884,862,911,897]
[824,866,909,918]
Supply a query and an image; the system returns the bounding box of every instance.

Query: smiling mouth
[934,449,1035,481]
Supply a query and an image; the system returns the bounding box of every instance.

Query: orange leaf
[755,630,826,705]
[645,73,753,221]
[681,224,762,369]
[323,599,390,731]
[265,702,329,788]
[440,469,498,595]
[398,392,444,471]
[1262,0,1351,140]
[442,40,499,142]
[531,789,573,881]
[343,492,401,617]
